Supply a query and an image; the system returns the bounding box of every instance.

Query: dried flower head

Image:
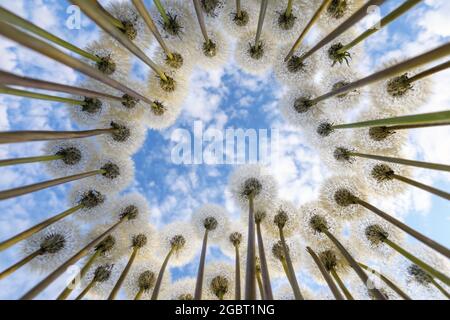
[44,140,93,176]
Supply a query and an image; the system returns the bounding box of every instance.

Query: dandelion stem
[234,244,241,300]
[152,247,174,300]
[332,110,450,130]
[153,0,170,25]
[256,268,264,299]
[323,229,387,300]
[330,269,354,300]
[236,0,242,17]
[430,278,450,299]
[0,86,84,105]
[0,169,105,201]
[0,70,124,102]
[355,198,450,259]
[194,230,209,300]
[21,215,128,300]
[0,204,83,252]
[192,0,210,43]
[92,1,125,29]
[0,128,115,144]
[285,0,294,17]
[71,0,168,82]
[284,0,332,62]
[278,227,303,300]
[0,20,151,104]
[349,152,450,172]
[358,262,412,300]
[75,278,96,300]
[254,0,269,48]
[310,43,450,105]
[108,246,139,300]
[0,249,42,280]
[337,0,421,55]
[392,173,450,201]
[306,246,344,300]
[383,238,450,286]
[297,0,387,63]
[57,249,101,300]
[256,221,274,299]
[408,60,450,83]
[245,195,257,300]
[0,154,63,168]
[0,7,101,62]
[134,288,145,300]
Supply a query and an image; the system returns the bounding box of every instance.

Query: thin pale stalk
[0,204,83,252]
[134,288,145,300]
[234,244,241,300]
[311,43,450,104]
[153,0,170,25]
[254,0,269,47]
[349,152,450,172]
[75,279,95,300]
[0,154,63,168]
[279,227,303,300]
[356,198,450,259]
[256,222,273,300]
[21,217,127,299]
[330,269,354,300]
[151,247,174,300]
[0,71,123,102]
[256,270,264,299]
[57,249,102,300]
[323,230,387,300]
[384,122,450,130]
[408,60,450,83]
[285,0,294,17]
[0,86,84,105]
[392,174,450,201]
[333,111,450,130]
[383,238,450,286]
[92,1,125,29]
[0,21,150,104]
[236,0,242,17]
[0,7,100,62]
[194,230,209,300]
[306,246,344,300]
[297,0,387,63]
[280,258,298,297]
[337,0,421,54]
[358,262,412,300]
[192,0,210,43]
[108,246,139,300]
[430,278,450,299]
[245,196,257,300]
[0,169,104,201]
[0,128,114,144]
[0,249,42,280]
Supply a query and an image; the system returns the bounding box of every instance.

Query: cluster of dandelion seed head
[43,140,93,176]
[123,260,160,300]
[361,160,409,196]
[191,204,230,241]
[204,262,235,300]
[81,259,126,299]
[265,199,299,237]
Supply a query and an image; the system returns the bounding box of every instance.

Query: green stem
[254,0,269,48]
[151,247,174,300]
[0,86,84,105]
[234,244,241,300]
[256,269,264,299]
[256,222,273,299]
[430,278,450,299]
[0,154,63,168]
[0,7,100,62]
[108,246,139,300]
[279,227,303,300]
[408,60,450,83]
[349,152,450,172]
[332,110,450,130]
[134,287,145,300]
[0,204,83,252]
[92,0,125,29]
[285,0,294,17]
[383,238,450,286]
[0,249,42,280]
[75,278,96,300]
[153,0,170,25]
[57,249,101,300]
[358,262,412,300]
[245,196,257,300]
[330,269,354,300]
[236,0,242,17]
[337,0,421,54]
[0,128,114,144]
[392,173,450,201]
[0,169,105,201]
[192,0,210,43]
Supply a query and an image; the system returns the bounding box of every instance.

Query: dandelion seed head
[43,140,92,176]
[204,262,234,300]
[235,30,276,75]
[158,221,199,266]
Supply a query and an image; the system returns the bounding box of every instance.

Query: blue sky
[0,0,449,299]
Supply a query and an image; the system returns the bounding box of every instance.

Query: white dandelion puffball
[265,199,300,238]
[68,89,110,127]
[22,221,80,274]
[315,240,352,276]
[117,223,157,261]
[361,160,409,196]
[319,140,361,174]
[273,44,320,88]
[266,0,312,44]
[152,39,195,79]
[219,219,248,259]
[143,94,182,130]
[266,236,303,277]
[351,215,405,260]
[147,69,189,108]
[86,154,135,194]
[319,175,367,220]
[320,66,362,109]
[191,25,231,70]
[123,259,160,300]
[191,204,230,241]
[198,0,225,21]
[156,221,199,267]
[108,81,148,121]
[279,84,324,129]
[163,277,196,300]
[42,140,93,177]
[318,0,364,33]
[220,0,259,35]
[98,112,147,156]
[69,182,112,222]
[369,59,433,114]
[81,259,126,300]
[228,164,278,209]
[204,261,235,300]
[111,192,151,229]
[104,1,152,51]
[85,223,128,262]
[234,30,277,75]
